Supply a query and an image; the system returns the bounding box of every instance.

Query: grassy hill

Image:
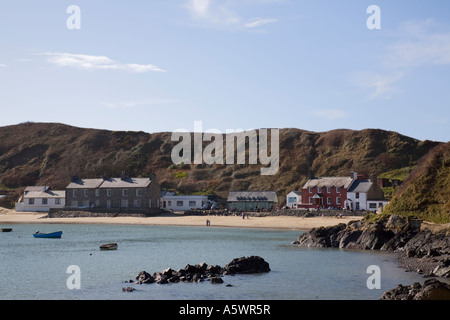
[0,122,441,210]
[384,142,450,223]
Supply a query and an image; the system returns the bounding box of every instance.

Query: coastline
[0,208,358,230]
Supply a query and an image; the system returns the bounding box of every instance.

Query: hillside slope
[0,122,441,207]
[384,142,450,223]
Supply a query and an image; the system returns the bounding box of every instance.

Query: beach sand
[0,208,359,230]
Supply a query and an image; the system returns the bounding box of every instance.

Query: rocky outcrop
[133,256,270,286]
[294,214,450,278]
[380,279,450,300]
[223,256,271,275]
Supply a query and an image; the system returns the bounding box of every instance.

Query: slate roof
[25,186,49,192]
[227,191,278,202]
[303,177,353,189]
[24,190,66,198]
[347,180,373,193]
[99,177,152,189]
[66,178,104,189]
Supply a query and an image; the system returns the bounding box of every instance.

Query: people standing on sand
[206,219,210,226]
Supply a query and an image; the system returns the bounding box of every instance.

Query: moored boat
[33,231,63,238]
[1,228,12,232]
[100,243,118,250]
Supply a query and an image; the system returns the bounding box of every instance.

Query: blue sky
[0,0,449,142]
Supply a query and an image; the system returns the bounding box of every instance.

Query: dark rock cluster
[380,278,450,300]
[128,256,270,287]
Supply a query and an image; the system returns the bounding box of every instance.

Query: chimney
[149,173,157,182]
[42,186,46,192]
[71,175,79,182]
[351,172,358,180]
[120,171,128,181]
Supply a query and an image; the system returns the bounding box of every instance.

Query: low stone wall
[184,208,366,217]
[47,207,165,218]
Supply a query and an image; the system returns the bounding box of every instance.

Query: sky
[0,0,449,142]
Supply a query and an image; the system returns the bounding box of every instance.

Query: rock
[223,256,270,275]
[135,271,154,284]
[122,286,135,292]
[206,264,222,276]
[209,276,224,284]
[380,279,450,300]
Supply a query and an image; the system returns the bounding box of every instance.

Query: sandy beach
[0,208,359,230]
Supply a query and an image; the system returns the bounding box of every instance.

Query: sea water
[0,223,425,300]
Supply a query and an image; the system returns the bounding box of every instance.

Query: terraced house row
[65,174,161,210]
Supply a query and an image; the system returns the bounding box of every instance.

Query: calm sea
[0,223,425,300]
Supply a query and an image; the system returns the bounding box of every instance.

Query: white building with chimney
[15,186,66,212]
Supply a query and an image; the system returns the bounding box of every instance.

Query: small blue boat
[33,231,63,238]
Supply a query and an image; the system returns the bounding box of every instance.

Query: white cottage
[345,177,389,211]
[286,191,302,208]
[161,191,215,211]
[15,186,66,212]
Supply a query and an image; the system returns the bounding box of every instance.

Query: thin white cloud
[185,0,277,30]
[41,52,166,73]
[244,18,278,28]
[352,72,404,100]
[0,64,7,68]
[310,109,346,120]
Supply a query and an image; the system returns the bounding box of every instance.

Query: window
[72,190,77,197]
[309,187,313,193]
[168,200,172,207]
[136,189,142,197]
[336,187,340,193]
[42,198,48,205]
[327,197,331,205]
[288,197,296,203]
[177,201,183,207]
[317,187,321,193]
[84,189,89,198]
[107,189,112,197]
[55,198,61,205]
[134,199,141,208]
[29,198,34,205]
[336,197,341,205]
[122,189,128,197]
[327,187,331,193]
[356,193,359,199]
[309,197,313,204]
[121,199,128,208]
[369,203,377,209]
[189,201,196,206]
[95,189,100,197]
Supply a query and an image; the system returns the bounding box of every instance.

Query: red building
[298,176,354,209]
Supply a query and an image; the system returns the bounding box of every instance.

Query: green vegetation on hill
[378,166,415,200]
[384,142,450,224]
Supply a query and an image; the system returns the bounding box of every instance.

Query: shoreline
[0,209,359,231]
